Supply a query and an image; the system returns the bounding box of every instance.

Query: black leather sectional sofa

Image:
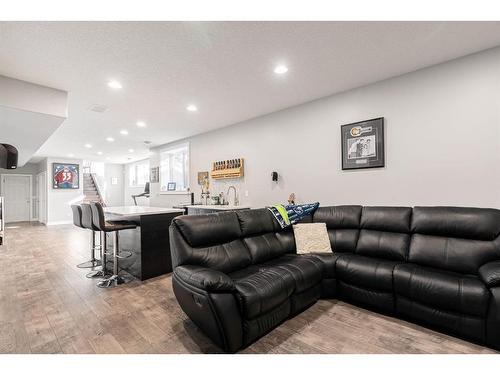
[169,206,500,352]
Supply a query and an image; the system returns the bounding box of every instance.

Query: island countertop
[104,205,184,217]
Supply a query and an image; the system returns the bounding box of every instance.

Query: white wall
[123,159,150,206]
[44,157,84,225]
[150,47,500,209]
[102,163,125,207]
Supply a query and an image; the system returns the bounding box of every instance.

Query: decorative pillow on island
[293,223,332,254]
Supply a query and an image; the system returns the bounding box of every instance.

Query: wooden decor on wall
[210,158,244,179]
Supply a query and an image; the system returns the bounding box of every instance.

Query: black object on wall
[271,171,278,181]
[0,144,18,169]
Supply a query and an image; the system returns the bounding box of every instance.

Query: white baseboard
[46,220,73,226]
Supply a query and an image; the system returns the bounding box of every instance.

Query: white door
[1,175,31,223]
[37,172,47,224]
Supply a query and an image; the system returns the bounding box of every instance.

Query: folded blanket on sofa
[267,202,320,228]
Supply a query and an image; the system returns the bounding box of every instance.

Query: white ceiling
[1,21,500,164]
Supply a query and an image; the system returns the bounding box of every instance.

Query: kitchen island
[104,206,184,280]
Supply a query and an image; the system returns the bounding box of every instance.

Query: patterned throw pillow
[293,223,332,254]
[267,202,320,229]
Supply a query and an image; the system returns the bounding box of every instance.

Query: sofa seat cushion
[394,263,490,317]
[336,254,400,292]
[260,254,324,293]
[302,252,339,279]
[231,266,295,319]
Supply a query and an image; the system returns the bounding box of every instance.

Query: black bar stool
[90,202,136,288]
[71,204,101,269]
[81,203,110,278]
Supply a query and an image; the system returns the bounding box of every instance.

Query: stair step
[81,173,104,205]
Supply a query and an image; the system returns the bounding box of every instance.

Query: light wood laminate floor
[0,222,495,354]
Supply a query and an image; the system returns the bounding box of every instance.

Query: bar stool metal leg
[87,231,112,278]
[77,230,102,268]
[97,231,127,288]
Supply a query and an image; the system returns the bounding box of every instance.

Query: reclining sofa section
[169,206,500,353]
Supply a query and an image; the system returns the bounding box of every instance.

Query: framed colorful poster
[53,163,80,189]
[341,117,385,170]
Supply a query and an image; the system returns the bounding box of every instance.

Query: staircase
[83,173,105,205]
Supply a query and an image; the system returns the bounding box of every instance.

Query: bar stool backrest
[71,205,84,228]
[90,202,107,231]
[81,203,99,231]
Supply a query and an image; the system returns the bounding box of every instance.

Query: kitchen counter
[184,204,250,215]
[184,204,251,210]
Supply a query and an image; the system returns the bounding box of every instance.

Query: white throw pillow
[293,223,332,254]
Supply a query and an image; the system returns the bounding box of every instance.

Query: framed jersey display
[341,117,385,170]
[53,163,80,189]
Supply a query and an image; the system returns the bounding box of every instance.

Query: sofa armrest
[173,265,235,292]
[479,261,500,287]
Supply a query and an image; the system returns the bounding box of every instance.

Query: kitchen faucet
[226,185,239,206]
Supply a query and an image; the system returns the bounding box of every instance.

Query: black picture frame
[341,117,385,170]
[167,182,176,191]
[52,163,80,189]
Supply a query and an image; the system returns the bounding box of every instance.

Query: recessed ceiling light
[186,104,198,112]
[68,153,75,157]
[97,151,103,155]
[136,121,146,128]
[106,137,115,142]
[128,149,134,153]
[120,130,129,135]
[273,65,288,74]
[84,144,92,148]
[107,80,122,89]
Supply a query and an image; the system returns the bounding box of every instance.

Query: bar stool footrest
[116,250,133,259]
[77,259,102,269]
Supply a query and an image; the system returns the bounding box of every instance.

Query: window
[160,142,189,191]
[129,159,150,187]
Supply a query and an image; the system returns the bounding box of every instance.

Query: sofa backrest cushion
[174,211,241,247]
[171,212,251,273]
[355,206,412,261]
[409,234,499,275]
[237,208,280,236]
[312,205,362,252]
[361,206,412,233]
[237,209,294,263]
[411,207,500,241]
[409,207,500,274]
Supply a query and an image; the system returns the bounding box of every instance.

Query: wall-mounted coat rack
[210,158,244,179]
